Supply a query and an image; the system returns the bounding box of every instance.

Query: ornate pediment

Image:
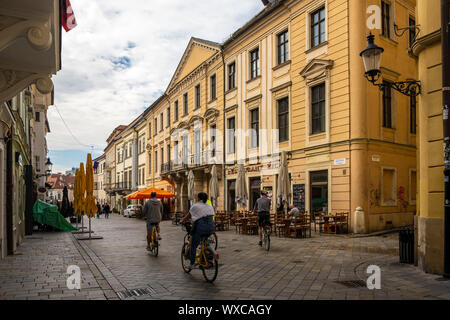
[204,108,219,122]
[166,37,221,94]
[299,59,333,85]
[188,115,203,126]
[177,121,189,130]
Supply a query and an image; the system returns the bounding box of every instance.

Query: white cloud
[48,0,265,159]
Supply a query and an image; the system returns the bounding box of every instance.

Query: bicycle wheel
[200,247,218,283]
[152,235,159,257]
[181,243,191,273]
[264,232,270,251]
[208,233,218,250]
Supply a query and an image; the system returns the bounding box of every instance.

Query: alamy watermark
[66,265,81,290]
[366,265,381,290]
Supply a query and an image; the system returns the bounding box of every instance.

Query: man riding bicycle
[253,190,271,246]
[143,191,162,251]
[180,192,215,271]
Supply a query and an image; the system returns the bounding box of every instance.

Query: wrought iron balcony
[161,162,173,174]
[111,182,131,191]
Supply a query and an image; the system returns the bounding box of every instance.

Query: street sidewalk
[0,215,449,300]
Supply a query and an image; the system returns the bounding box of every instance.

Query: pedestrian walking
[96,202,101,219]
[104,203,110,219]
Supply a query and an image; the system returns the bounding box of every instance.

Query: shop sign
[334,158,346,166]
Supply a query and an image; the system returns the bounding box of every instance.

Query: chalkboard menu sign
[293,184,305,211]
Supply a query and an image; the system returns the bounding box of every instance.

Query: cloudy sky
[48,0,265,173]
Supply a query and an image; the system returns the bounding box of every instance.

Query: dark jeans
[189,216,215,265]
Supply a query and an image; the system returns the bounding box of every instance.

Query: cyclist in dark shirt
[253,190,271,246]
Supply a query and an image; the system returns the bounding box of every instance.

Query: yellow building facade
[138,0,418,233]
[413,0,445,275]
[98,0,418,233]
[145,39,225,213]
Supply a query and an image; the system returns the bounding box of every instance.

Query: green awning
[33,200,78,232]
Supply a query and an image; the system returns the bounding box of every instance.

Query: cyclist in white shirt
[180,192,215,270]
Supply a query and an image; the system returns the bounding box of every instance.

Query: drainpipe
[6,132,13,255]
[221,47,226,212]
[441,0,450,278]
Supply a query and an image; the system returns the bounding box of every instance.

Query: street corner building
[0,0,66,259]
[93,0,446,275]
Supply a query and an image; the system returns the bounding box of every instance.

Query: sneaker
[187,263,196,271]
[258,241,262,246]
[158,236,162,240]
[146,246,151,251]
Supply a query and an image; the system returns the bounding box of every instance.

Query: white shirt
[189,202,215,222]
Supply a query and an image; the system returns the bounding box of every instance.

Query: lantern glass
[362,47,383,75]
[45,158,53,175]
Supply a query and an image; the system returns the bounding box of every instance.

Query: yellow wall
[415,0,444,275]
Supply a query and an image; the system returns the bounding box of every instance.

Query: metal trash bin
[399,227,414,264]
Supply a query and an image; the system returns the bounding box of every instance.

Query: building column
[349,0,369,233]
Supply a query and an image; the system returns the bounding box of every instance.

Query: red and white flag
[62,0,77,32]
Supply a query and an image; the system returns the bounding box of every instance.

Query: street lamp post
[360,33,421,97]
[36,158,53,179]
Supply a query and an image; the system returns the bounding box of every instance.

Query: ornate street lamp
[36,158,53,178]
[360,33,421,97]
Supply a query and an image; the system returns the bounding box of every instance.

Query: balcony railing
[111,182,131,191]
[161,162,173,174]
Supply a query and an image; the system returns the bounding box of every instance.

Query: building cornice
[412,29,441,56]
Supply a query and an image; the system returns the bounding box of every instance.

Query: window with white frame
[277,30,289,65]
[381,1,391,38]
[210,74,217,101]
[311,7,326,48]
[228,62,236,90]
[250,108,259,148]
[311,83,326,134]
[250,48,260,79]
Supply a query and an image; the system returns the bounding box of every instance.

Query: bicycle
[261,222,272,251]
[257,213,272,252]
[181,222,219,283]
[147,225,160,257]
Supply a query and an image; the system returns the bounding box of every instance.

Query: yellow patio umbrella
[73,169,79,215]
[73,169,80,229]
[84,154,97,217]
[85,154,97,239]
[79,162,86,230]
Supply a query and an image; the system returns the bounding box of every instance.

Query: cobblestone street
[1,214,449,300]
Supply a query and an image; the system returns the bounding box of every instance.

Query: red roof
[46,174,75,190]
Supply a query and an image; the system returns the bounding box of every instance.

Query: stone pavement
[0,214,449,300]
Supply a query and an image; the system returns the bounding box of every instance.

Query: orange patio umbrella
[126,187,175,200]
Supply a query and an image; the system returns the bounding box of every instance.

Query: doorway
[249,177,261,210]
[310,170,328,213]
[227,180,236,211]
